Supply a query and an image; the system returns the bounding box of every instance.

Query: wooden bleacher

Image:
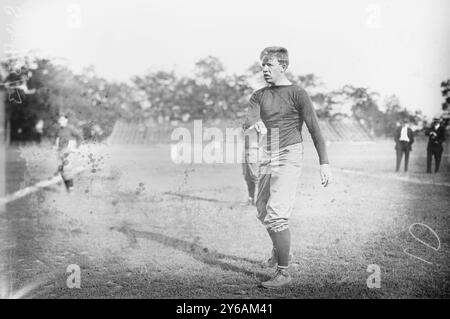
[108,118,373,145]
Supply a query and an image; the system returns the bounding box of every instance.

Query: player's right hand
[320,164,332,187]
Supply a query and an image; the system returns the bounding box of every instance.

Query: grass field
[1,138,450,298]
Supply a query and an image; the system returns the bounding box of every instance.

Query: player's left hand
[320,164,332,187]
[249,120,267,135]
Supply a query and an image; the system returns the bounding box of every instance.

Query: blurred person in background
[426,116,446,173]
[35,119,44,144]
[55,115,83,192]
[242,126,265,205]
[394,119,414,172]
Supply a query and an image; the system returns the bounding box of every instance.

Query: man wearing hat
[394,119,414,172]
[426,116,446,173]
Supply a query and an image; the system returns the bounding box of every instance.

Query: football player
[243,47,332,288]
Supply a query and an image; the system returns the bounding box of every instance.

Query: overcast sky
[1,0,449,117]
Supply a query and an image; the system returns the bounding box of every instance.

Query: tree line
[0,55,438,143]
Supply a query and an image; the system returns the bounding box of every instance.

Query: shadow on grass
[110,224,268,280]
[163,191,244,205]
[41,185,61,193]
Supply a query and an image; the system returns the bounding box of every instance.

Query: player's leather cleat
[261,268,292,289]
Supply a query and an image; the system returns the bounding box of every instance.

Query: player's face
[261,56,285,85]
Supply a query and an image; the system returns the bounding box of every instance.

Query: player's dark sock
[64,179,74,190]
[268,230,276,249]
[247,182,255,200]
[269,228,291,267]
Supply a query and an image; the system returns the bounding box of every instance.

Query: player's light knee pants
[256,143,303,232]
[59,149,75,181]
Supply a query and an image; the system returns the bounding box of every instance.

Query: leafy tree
[339,85,384,136]
[292,73,323,89]
[381,94,425,136]
[195,56,226,81]
[2,57,127,142]
[1,54,429,142]
[312,92,343,118]
[441,79,450,111]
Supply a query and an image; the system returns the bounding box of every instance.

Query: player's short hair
[260,46,289,69]
[58,116,68,127]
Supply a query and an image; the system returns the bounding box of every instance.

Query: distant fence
[107,118,373,145]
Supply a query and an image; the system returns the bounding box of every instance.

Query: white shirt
[399,126,409,142]
[67,139,77,150]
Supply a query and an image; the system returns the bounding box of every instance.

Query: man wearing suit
[426,117,446,173]
[394,119,414,172]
